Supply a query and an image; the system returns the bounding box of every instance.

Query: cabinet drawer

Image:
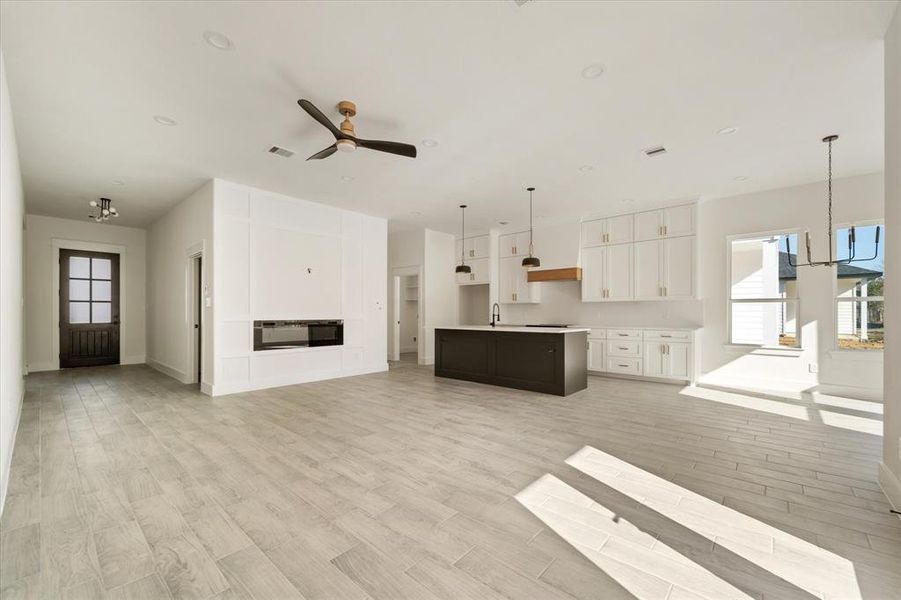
[606,329,642,340]
[644,330,691,342]
[606,357,642,375]
[606,340,641,357]
[587,329,606,340]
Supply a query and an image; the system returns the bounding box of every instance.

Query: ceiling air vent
[268,145,295,158]
[644,145,667,157]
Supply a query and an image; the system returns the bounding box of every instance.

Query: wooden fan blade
[355,138,417,158]
[306,144,338,160]
[297,99,342,139]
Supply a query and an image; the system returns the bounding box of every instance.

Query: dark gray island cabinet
[434,326,589,396]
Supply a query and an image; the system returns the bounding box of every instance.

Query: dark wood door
[59,249,120,368]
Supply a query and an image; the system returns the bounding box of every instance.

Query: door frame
[185,243,205,386]
[51,239,128,371]
[390,264,420,362]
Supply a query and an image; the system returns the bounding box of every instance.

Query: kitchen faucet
[490,302,501,327]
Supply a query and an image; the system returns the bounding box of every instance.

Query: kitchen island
[434,326,589,396]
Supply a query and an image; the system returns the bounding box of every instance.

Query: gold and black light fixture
[521,187,540,268]
[455,204,471,274]
[786,135,881,267]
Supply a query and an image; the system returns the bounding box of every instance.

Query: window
[68,256,112,324]
[729,233,799,347]
[835,224,883,350]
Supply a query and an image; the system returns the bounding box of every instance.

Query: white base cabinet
[586,328,698,383]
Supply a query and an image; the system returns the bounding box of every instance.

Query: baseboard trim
[121,354,146,366]
[25,361,55,373]
[146,358,188,384]
[589,371,688,386]
[210,363,388,397]
[0,386,24,519]
[418,356,434,366]
[878,462,901,516]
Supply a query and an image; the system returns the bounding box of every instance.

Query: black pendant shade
[522,187,540,268]
[456,204,470,274]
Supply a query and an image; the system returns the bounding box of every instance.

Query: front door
[59,249,120,368]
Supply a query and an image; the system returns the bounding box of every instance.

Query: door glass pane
[69,279,90,301]
[92,258,111,280]
[92,280,111,301]
[70,302,90,323]
[92,302,111,323]
[69,256,90,278]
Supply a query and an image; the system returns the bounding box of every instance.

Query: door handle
[194,324,199,329]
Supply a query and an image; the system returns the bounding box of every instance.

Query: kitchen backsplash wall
[502,280,703,328]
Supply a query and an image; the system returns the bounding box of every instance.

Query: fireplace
[253,320,343,350]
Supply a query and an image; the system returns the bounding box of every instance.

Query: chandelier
[786,135,880,267]
[88,197,119,222]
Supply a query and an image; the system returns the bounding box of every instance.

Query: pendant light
[88,197,119,222]
[786,135,881,267]
[521,187,540,268]
[455,204,471,274]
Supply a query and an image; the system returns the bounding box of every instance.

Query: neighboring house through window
[729,232,799,347]
[834,224,884,350]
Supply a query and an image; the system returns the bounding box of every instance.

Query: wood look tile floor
[1,354,899,600]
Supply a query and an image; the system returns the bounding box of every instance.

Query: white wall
[25,214,147,371]
[698,172,884,396]
[212,179,387,395]
[146,181,214,388]
[421,229,457,365]
[881,4,901,509]
[0,50,25,515]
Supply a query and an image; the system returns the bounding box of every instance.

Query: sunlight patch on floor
[566,446,862,600]
[811,392,883,415]
[816,410,883,435]
[516,474,754,600]
[678,386,809,420]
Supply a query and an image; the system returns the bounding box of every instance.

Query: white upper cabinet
[499,231,532,258]
[634,210,664,241]
[634,204,695,240]
[499,256,539,303]
[582,214,634,247]
[455,257,489,285]
[581,243,632,301]
[663,236,694,298]
[456,235,490,261]
[633,240,664,299]
[633,236,695,300]
[663,204,695,237]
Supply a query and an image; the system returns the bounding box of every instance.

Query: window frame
[726,229,801,349]
[832,220,884,353]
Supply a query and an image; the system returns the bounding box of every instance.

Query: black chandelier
[88,197,119,223]
[786,135,880,267]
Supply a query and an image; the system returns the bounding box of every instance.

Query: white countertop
[437,325,591,334]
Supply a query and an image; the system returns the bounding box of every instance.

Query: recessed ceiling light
[153,115,177,126]
[111,179,125,186]
[409,211,422,216]
[498,221,509,225]
[734,175,750,181]
[581,63,605,79]
[578,165,593,172]
[421,139,438,148]
[340,175,354,182]
[718,126,739,135]
[620,198,635,204]
[203,31,234,50]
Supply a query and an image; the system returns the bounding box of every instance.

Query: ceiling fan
[297,99,417,161]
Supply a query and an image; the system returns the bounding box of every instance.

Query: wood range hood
[526,267,582,282]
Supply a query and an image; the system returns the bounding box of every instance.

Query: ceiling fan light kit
[297,98,417,161]
[455,204,472,274]
[786,134,881,267]
[521,187,540,268]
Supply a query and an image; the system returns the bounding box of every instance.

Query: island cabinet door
[493,334,562,392]
[435,330,492,376]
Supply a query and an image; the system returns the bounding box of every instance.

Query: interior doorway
[390,266,420,362]
[189,253,203,385]
[59,249,120,368]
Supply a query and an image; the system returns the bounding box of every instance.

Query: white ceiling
[0,1,895,233]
